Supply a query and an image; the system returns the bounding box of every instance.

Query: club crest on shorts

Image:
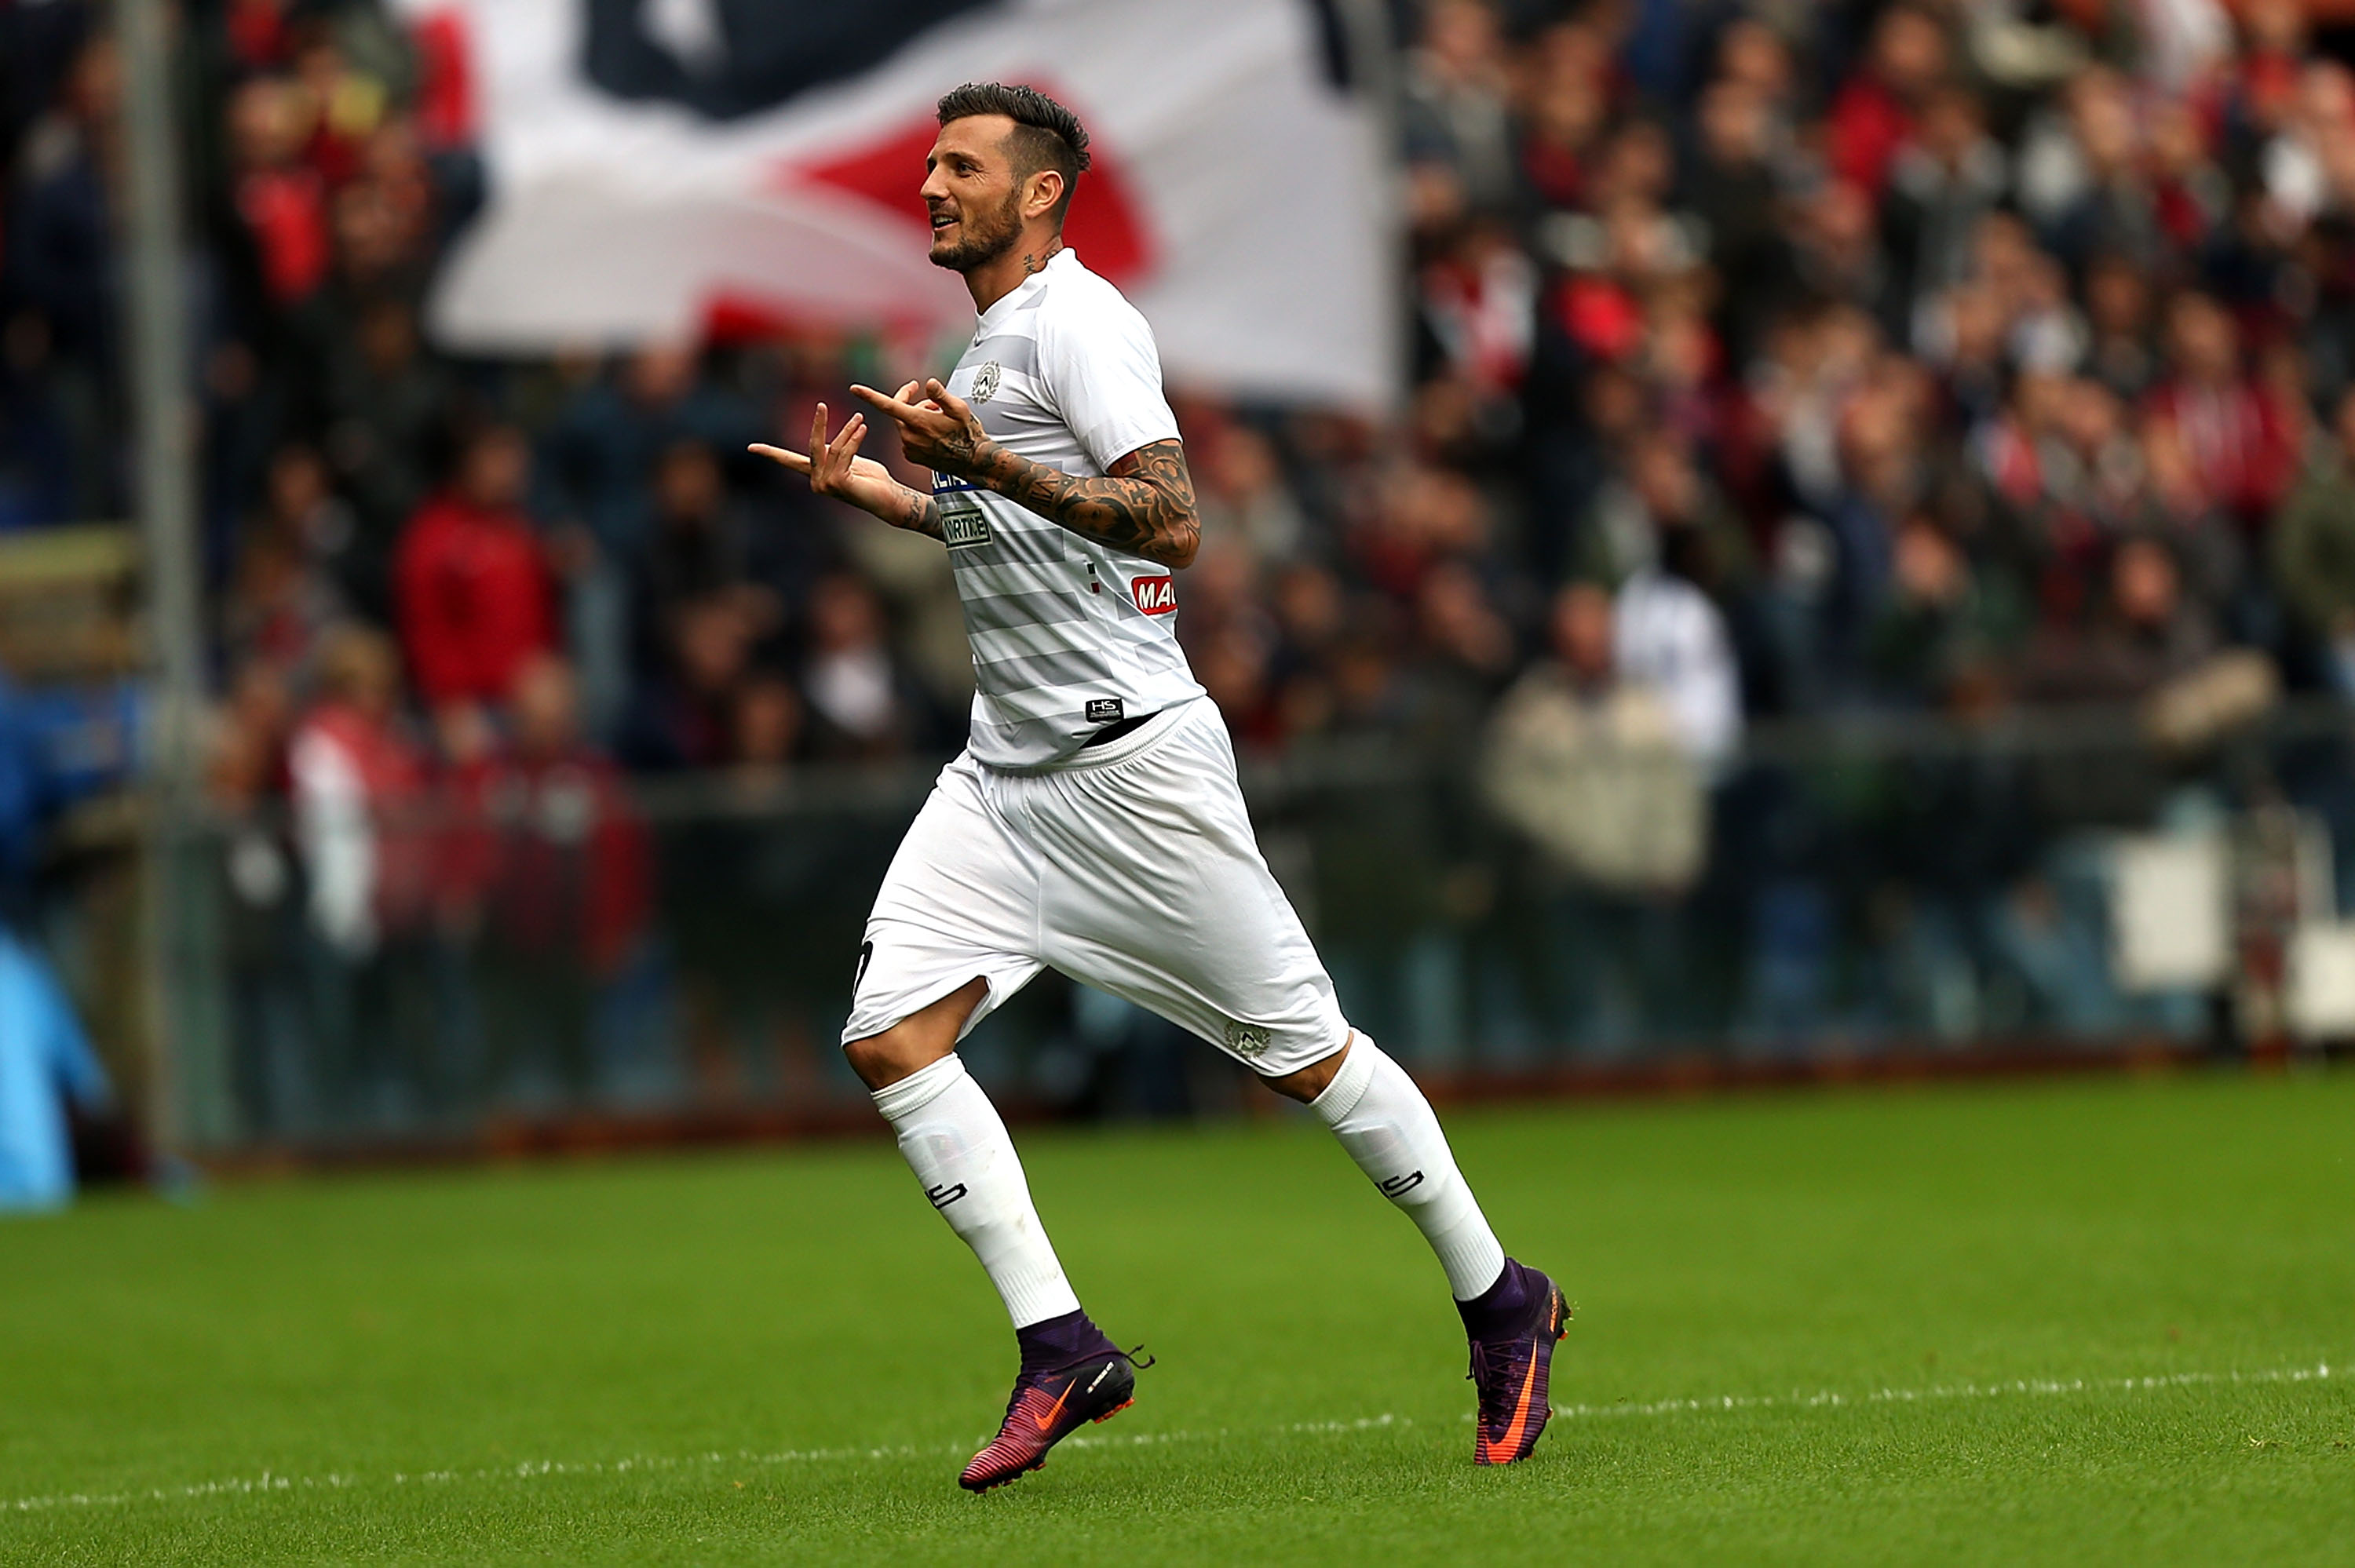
[970,360,1002,403]
[1224,1020,1272,1059]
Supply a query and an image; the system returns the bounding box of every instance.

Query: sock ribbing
[1308,1035,1378,1121]
[871,1051,966,1121]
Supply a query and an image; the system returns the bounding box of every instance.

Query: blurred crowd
[17,0,2355,1121]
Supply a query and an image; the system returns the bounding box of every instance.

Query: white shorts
[843,698,1349,1076]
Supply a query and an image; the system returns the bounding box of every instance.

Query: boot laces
[1000,1345,1152,1425]
[1466,1338,1521,1422]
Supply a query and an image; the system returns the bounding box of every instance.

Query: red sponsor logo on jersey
[1132,574,1177,614]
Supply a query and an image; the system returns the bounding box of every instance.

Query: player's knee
[842,1031,900,1089]
[844,979,985,1090]
[844,1027,947,1091]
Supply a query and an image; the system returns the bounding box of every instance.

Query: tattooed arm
[749,396,943,539]
[966,436,1199,568]
[883,486,946,541]
[852,379,1200,569]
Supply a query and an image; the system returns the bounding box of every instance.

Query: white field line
[1548,1358,2335,1422]
[3,1363,2337,1517]
[0,1417,1408,1517]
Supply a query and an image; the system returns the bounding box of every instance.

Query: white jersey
[933,248,1207,771]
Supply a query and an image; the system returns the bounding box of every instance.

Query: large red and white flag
[392,0,1396,407]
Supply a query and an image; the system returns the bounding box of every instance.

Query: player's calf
[1305,1034,1509,1301]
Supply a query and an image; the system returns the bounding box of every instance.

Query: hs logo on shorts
[1224,1020,1272,1059]
[1131,574,1175,614]
[1086,698,1126,724]
[969,361,1002,403]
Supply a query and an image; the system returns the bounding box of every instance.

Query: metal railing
[45,698,2354,1152]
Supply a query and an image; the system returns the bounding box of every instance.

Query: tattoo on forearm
[896,487,944,539]
[969,437,1199,568]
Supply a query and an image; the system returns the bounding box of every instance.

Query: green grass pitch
[5,1071,2351,1566]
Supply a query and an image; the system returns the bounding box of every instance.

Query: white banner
[393,0,1396,407]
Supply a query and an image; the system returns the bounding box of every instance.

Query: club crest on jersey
[969,360,1003,403]
[1132,574,1176,614]
[1224,1020,1272,1059]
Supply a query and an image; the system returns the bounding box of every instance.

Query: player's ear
[1024,167,1064,221]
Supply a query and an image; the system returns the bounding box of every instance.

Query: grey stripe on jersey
[970,615,1159,663]
[961,587,1093,633]
[970,646,1118,692]
[973,385,1058,443]
[953,561,1088,606]
[970,334,1039,378]
[969,595,1162,640]
[959,517,1070,568]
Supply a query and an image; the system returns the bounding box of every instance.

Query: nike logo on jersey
[1131,574,1176,614]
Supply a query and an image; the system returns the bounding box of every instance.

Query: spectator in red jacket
[226,76,330,306]
[2143,292,2302,529]
[392,422,558,746]
[445,652,649,1101]
[1824,4,1949,198]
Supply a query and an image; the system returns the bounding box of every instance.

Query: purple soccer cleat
[959,1312,1146,1493]
[1461,1258,1571,1466]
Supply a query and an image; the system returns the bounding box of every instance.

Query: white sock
[1310,1035,1507,1300]
[871,1053,1082,1329]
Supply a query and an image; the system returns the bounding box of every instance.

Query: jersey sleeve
[1040,290,1182,473]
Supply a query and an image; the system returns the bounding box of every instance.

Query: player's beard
[929,187,1025,272]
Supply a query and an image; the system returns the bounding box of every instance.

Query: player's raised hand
[748,403,910,523]
[852,377,989,479]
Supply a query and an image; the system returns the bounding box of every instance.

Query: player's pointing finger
[747,443,812,474]
[850,382,925,423]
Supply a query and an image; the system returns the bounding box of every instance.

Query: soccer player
[751,82,1565,1492]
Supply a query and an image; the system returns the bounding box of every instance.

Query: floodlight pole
[118,0,206,1148]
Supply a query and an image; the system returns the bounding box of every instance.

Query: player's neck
[963,231,1065,314]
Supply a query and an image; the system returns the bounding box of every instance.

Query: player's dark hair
[935,82,1090,225]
